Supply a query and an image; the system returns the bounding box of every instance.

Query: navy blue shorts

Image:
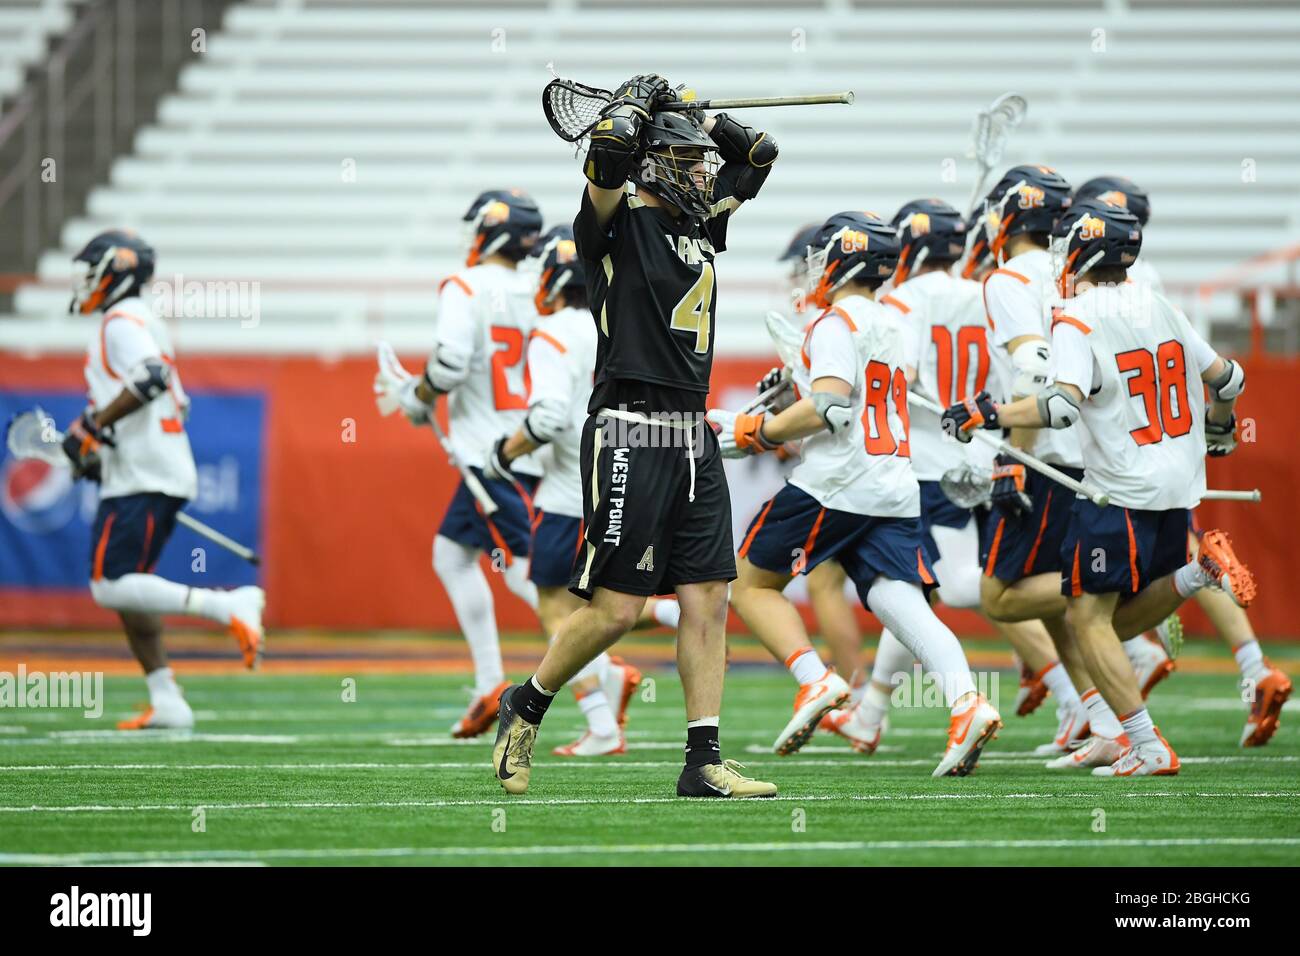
[530,511,583,588]
[919,479,977,566]
[90,492,186,581]
[1060,500,1190,597]
[739,484,935,592]
[437,469,539,565]
[979,465,1082,583]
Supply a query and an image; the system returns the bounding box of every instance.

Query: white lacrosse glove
[374,342,433,425]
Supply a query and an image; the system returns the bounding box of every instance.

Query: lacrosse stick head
[374,341,413,417]
[764,310,805,369]
[968,92,1027,169]
[5,407,67,467]
[939,463,993,510]
[542,77,615,143]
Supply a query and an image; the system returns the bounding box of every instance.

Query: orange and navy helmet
[960,208,993,280]
[529,225,586,315]
[890,198,966,284]
[979,164,1073,263]
[804,211,899,309]
[462,189,543,266]
[1050,198,1142,298]
[69,229,155,316]
[1074,175,1150,227]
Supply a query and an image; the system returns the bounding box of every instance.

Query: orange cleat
[604,655,642,728]
[1015,662,1050,717]
[117,706,156,730]
[1241,665,1293,747]
[1128,634,1176,700]
[451,680,511,739]
[772,671,849,755]
[1093,727,1179,777]
[552,731,626,757]
[933,694,1002,777]
[1198,530,1257,608]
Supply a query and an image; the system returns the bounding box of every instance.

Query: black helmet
[632,111,719,218]
[529,225,586,315]
[1074,175,1151,227]
[70,229,156,315]
[890,198,967,284]
[462,189,543,266]
[805,211,900,308]
[1050,198,1143,298]
[979,164,1073,262]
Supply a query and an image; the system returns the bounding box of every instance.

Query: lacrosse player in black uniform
[494,74,779,797]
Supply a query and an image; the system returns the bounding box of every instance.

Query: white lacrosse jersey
[1051,283,1215,510]
[528,306,596,518]
[885,271,997,481]
[83,296,197,501]
[435,263,542,476]
[983,248,1082,468]
[788,296,920,518]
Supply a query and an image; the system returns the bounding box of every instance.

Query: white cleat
[773,671,850,755]
[1033,702,1089,756]
[228,585,266,670]
[1092,728,1180,777]
[822,704,884,755]
[933,695,1002,777]
[1126,634,1175,699]
[551,731,626,757]
[1045,733,1129,769]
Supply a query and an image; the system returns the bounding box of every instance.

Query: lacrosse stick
[543,76,853,144]
[907,393,1111,507]
[964,92,1028,217]
[939,463,995,510]
[373,342,499,516]
[5,408,260,564]
[1203,489,1262,502]
[741,368,794,414]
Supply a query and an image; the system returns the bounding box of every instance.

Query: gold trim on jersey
[708,195,742,218]
[600,254,614,335]
[577,423,603,592]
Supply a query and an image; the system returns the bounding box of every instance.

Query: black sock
[685,725,721,769]
[513,677,554,726]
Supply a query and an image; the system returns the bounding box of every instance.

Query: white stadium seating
[5,0,1300,354]
[0,0,76,102]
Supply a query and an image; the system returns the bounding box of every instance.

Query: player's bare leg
[806,561,861,679]
[1065,592,1179,777]
[980,572,1066,624]
[730,558,849,754]
[116,611,194,730]
[997,618,1061,717]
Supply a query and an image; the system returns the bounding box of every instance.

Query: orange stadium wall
[2,351,1297,638]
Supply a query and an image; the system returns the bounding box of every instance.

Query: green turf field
[1,643,1297,866]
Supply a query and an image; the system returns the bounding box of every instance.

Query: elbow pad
[422,342,472,393]
[709,113,778,201]
[811,392,854,433]
[1010,340,1051,397]
[584,105,644,189]
[124,357,171,403]
[522,397,568,445]
[1036,384,1081,430]
[1207,359,1245,401]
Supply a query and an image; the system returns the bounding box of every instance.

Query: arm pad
[709,113,777,200]
[422,342,472,393]
[585,105,645,189]
[811,391,854,433]
[1010,340,1051,397]
[1207,358,1245,401]
[1036,384,1081,429]
[124,357,171,403]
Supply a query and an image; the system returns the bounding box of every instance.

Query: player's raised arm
[581,74,671,226]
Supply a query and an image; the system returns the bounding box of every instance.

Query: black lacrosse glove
[611,74,674,116]
[1204,412,1238,457]
[941,390,1000,444]
[990,454,1033,520]
[61,410,111,481]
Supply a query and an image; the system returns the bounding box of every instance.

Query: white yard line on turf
[3,836,1299,866]
[2,791,1297,814]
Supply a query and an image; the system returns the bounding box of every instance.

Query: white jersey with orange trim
[788,295,920,518]
[84,296,198,501]
[528,306,596,518]
[982,247,1082,468]
[435,262,543,477]
[1050,283,1214,510]
[885,272,997,481]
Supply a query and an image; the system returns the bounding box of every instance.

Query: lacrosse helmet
[632,111,719,218]
[1074,175,1151,227]
[891,198,967,284]
[70,229,156,316]
[960,208,993,280]
[530,225,586,315]
[979,164,1073,263]
[805,211,900,309]
[1050,198,1143,298]
[462,189,543,267]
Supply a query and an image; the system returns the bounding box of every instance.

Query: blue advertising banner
[0,391,264,590]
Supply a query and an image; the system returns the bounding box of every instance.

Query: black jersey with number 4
[572,167,743,410]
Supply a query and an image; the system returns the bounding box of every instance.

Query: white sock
[530,674,556,696]
[866,578,977,708]
[1081,687,1125,738]
[571,650,611,685]
[786,647,828,686]
[1173,561,1209,599]
[433,535,504,696]
[578,690,619,737]
[871,629,915,687]
[930,520,982,609]
[144,667,182,706]
[502,558,539,611]
[1234,640,1269,682]
[91,573,194,616]
[848,667,869,706]
[1040,661,1081,710]
[860,683,891,727]
[1119,705,1158,747]
[652,598,681,629]
[686,716,718,729]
